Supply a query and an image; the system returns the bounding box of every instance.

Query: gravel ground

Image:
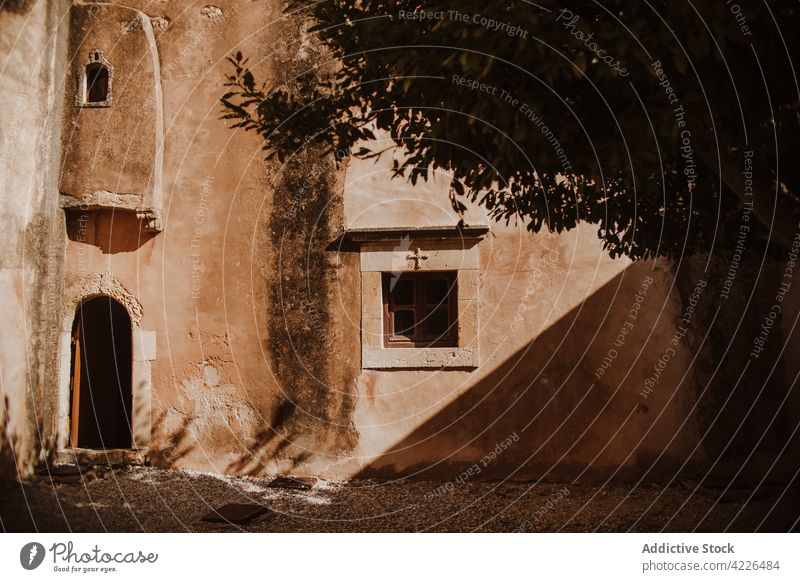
[1,467,798,532]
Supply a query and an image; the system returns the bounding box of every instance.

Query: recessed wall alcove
[59,4,164,234]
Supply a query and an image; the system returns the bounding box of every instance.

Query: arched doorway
[69,296,133,449]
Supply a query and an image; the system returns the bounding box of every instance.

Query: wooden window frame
[382,271,458,348]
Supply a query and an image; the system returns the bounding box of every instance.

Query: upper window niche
[75,49,113,107]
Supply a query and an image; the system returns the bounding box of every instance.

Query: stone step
[55,447,147,467]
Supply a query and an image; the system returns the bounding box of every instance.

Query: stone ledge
[56,448,147,466]
[346,224,489,243]
[362,346,478,369]
[60,192,163,232]
[60,190,142,210]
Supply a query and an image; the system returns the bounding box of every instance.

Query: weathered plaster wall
[41,0,797,484]
[0,0,69,484]
[59,0,359,476]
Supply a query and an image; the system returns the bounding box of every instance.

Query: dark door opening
[69,296,133,449]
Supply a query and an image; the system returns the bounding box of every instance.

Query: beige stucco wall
[0,0,69,484]
[58,0,360,476]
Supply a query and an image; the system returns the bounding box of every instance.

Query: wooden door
[69,322,82,448]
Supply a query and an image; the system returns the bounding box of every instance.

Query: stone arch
[61,273,142,332]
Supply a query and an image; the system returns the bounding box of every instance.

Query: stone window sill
[362,346,478,370]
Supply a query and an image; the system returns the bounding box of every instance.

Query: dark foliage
[222,1,800,260]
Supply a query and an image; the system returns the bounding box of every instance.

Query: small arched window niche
[75,49,113,107]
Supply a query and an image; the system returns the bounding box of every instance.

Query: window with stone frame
[383,271,458,347]
[349,225,486,370]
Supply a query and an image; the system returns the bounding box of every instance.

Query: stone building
[1,0,799,486]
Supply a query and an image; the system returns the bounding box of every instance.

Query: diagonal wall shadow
[355,265,798,484]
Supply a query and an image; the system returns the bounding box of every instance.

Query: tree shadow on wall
[149,408,194,467]
[149,396,311,477]
[223,399,313,476]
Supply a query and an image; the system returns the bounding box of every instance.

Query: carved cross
[406,247,429,270]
